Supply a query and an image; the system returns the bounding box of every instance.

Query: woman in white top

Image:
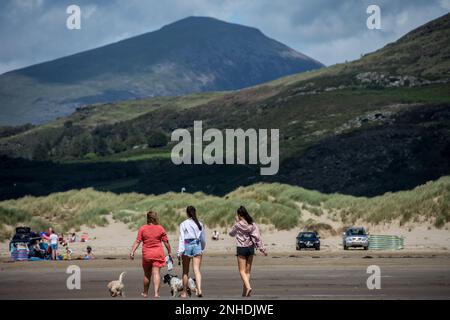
[177,206,206,297]
[49,231,59,260]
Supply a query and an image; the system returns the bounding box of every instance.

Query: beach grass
[0,176,449,240]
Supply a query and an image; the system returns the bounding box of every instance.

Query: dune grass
[0,177,449,240]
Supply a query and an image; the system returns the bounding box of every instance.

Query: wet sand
[1,251,449,300]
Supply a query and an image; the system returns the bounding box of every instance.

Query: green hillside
[0,13,449,199]
[2,13,450,161]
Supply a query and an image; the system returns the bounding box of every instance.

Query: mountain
[0,16,323,126]
[0,13,449,200]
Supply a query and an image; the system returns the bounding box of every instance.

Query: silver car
[343,227,369,250]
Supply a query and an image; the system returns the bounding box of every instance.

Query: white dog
[163,274,198,297]
[107,271,126,297]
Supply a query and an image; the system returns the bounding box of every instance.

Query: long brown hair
[146,211,159,225]
[186,206,202,230]
[237,206,254,224]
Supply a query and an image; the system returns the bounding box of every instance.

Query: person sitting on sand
[61,247,72,260]
[74,246,94,260]
[38,238,49,254]
[130,211,172,298]
[229,206,267,297]
[59,234,68,247]
[30,240,46,259]
[212,230,220,241]
[70,233,77,243]
[84,246,95,260]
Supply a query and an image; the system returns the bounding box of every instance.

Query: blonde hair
[146,211,159,225]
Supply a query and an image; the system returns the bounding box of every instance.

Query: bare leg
[152,266,161,298]
[142,265,151,298]
[237,256,251,297]
[192,255,203,296]
[181,255,190,298]
[245,255,253,297]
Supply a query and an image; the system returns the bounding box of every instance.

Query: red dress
[136,224,168,268]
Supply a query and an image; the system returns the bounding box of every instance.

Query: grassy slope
[110,83,450,162]
[1,176,449,240]
[2,14,450,163]
[1,91,224,140]
[350,12,450,77]
[3,83,448,163]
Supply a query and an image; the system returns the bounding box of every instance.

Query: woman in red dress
[130,211,172,298]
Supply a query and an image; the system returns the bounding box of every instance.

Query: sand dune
[1,218,449,258]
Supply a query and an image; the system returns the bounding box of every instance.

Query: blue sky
[0,0,449,74]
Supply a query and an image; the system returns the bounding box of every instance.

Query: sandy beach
[1,251,449,299]
[1,218,450,259]
[1,219,450,300]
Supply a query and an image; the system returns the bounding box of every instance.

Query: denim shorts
[183,239,202,257]
[51,244,58,251]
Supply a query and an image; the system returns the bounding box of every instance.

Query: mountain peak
[0,16,323,125]
[163,16,251,28]
[167,16,222,24]
[158,15,263,37]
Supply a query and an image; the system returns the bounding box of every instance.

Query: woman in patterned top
[229,206,267,297]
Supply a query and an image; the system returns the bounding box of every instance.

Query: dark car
[10,226,40,246]
[9,226,46,260]
[296,231,320,250]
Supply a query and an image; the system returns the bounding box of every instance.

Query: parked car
[9,226,44,261]
[296,231,320,250]
[10,226,41,246]
[342,227,369,250]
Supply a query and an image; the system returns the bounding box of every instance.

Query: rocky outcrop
[355,72,449,87]
[334,110,394,134]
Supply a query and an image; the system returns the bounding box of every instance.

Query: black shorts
[236,246,255,257]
